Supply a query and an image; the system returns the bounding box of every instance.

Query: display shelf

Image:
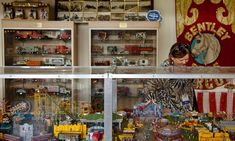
[2,0,50,20]
[0,66,110,79]
[109,66,235,78]
[55,0,153,22]
[2,20,75,67]
[1,20,78,126]
[89,21,159,67]
[89,21,158,114]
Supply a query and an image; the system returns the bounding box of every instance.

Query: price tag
[119,22,127,28]
[37,22,42,28]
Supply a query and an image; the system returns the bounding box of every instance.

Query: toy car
[55,45,71,54]
[15,31,30,39]
[16,88,27,96]
[44,57,65,66]
[28,31,44,39]
[58,32,71,40]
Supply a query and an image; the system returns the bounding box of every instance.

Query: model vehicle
[118,134,134,141]
[86,126,104,141]
[58,32,71,40]
[28,31,44,39]
[16,46,41,54]
[198,131,230,141]
[124,45,153,54]
[55,45,71,54]
[44,57,65,66]
[107,46,118,54]
[41,85,71,96]
[42,31,61,39]
[15,31,30,39]
[53,124,87,139]
[59,87,71,96]
[16,88,35,96]
[138,58,150,66]
[42,45,56,54]
[14,60,27,66]
[65,59,72,66]
[41,85,60,94]
[16,88,27,96]
[26,60,42,66]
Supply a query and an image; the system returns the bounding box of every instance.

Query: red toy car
[15,31,30,39]
[55,45,71,54]
[29,31,44,39]
[58,32,71,40]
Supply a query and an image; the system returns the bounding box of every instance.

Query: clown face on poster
[176,0,235,66]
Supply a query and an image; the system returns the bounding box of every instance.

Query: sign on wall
[176,0,235,66]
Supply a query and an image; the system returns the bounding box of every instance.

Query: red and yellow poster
[176,0,235,66]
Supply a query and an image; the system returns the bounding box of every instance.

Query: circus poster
[175,0,235,66]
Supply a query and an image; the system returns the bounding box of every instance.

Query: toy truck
[44,57,65,66]
[41,85,60,95]
[124,45,153,54]
[26,60,42,66]
[55,45,71,54]
[16,46,41,54]
[15,31,31,39]
[59,87,71,96]
[54,124,87,139]
[58,32,71,40]
[28,31,44,39]
[42,45,56,54]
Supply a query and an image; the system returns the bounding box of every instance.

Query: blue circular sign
[146,10,162,22]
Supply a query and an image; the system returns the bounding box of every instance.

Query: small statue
[3,6,13,19]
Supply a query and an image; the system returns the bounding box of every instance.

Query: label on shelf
[37,22,43,28]
[119,22,127,28]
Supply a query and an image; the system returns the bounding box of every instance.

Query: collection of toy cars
[8,30,72,67]
[91,31,155,67]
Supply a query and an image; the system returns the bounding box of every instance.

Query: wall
[155,0,176,63]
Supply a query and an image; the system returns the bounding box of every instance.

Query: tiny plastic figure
[39,8,48,20]
[28,8,37,19]
[15,8,24,19]
[3,7,13,19]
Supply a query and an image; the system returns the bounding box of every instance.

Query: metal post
[104,75,113,140]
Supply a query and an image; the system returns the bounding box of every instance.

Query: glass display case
[1,20,77,123]
[0,66,109,140]
[89,21,159,67]
[2,20,75,67]
[89,21,159,112]
[0,66,234,140]
[109,66,235,141]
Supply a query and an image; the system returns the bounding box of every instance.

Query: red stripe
[233,93,235,114]
[220,92,227,112]
[197,92,203,113]
[209,92,217,113]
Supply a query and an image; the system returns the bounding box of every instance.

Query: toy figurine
[39,8,48,20]
[28,8,37,19]
[3,7,13,19]
[15,8,24,19]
